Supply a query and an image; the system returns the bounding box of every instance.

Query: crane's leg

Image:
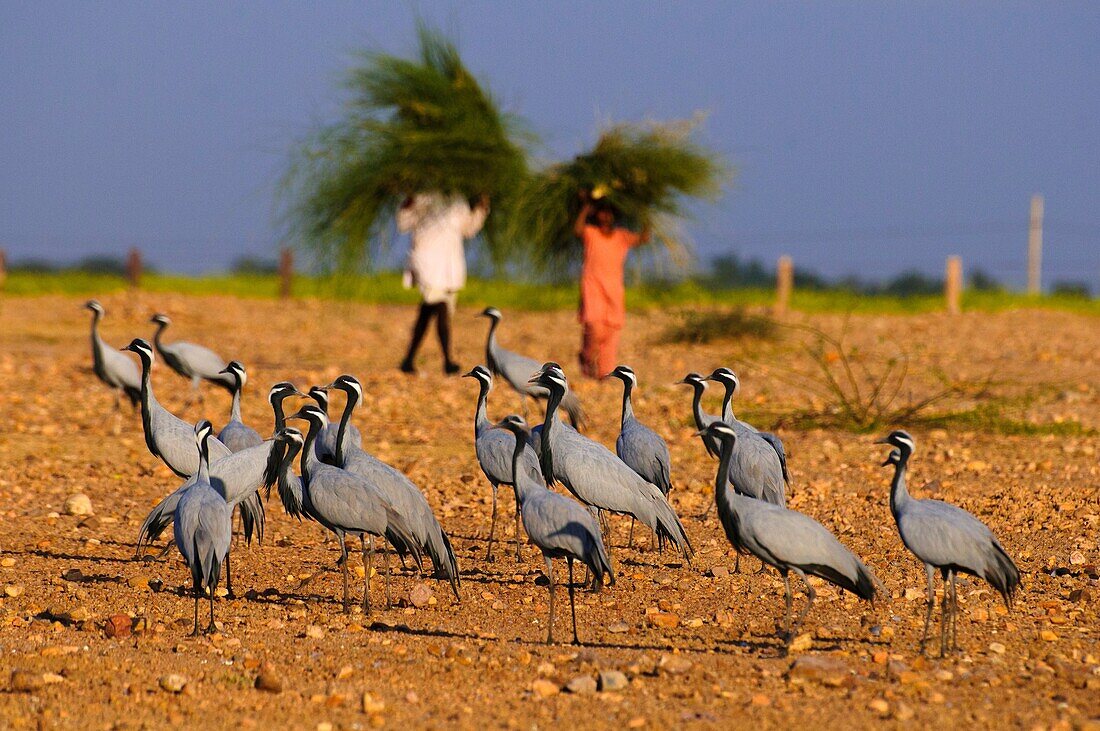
[544,555,555,645]
[567,558,579,645]
[486,484,498,562]
[696,498,716,521]
[205,587,217,634]
[781,570,793,641]
[360,535,372,616]
[734,553,741,573]
[338,533,350,614]
[627,518,635,548]
[190,589,201,637]
[224,550,235,599]
[949,571,959,653]
[919,564,935,655]
[383,545,392,610]
[513,498,523,563]
[789,568,816,641]
[939,568,949,658]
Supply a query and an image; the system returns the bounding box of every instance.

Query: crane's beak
[880,456,894,467]
[692,429,706,437]
[872,437,889,444]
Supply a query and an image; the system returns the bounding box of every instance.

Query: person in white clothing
[397,191,490,374]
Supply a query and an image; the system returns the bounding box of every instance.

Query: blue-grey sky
[3,2,1098,287]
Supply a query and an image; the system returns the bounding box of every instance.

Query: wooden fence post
[0,248,6,292]
[1028,193,1044,295]
[945,256,962,315]
[774,255,793,316]
[126,248,142,289]
[279,247,294,299]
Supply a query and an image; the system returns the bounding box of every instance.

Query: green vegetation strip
[3,271,1098,315]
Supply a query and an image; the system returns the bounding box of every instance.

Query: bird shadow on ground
[22,548,134,566]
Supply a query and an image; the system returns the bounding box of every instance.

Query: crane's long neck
[196,434,211,484]
[715,435,736,505]
[230,377,243,422]
[889,454,911,517]
[89,312,105,368]
[485,318,500,364]
[136,353,158,458]
[539,386,564,486]
[474,382,490,435]
[300,417,325,487]
[689,384,707,431]
[152,322,168,351]
[509,434,539,506]
[334,393,357,466]
[271,396,287,433]
[721,386,736,423]
[619,381,635,429]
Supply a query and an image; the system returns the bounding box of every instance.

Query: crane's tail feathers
[806,561,878,603]
[384,507,424,568]
[239,491,265,546]
[425,523,461,600]
[137,493,179,552]
[987,542,1021,609]
[654,502,693,563]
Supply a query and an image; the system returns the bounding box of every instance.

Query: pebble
[409,583,433,609]
[786,656,855,688]
[658,654,692,675]
[305,625,325,639]
[868,698,890,716]
[1,557,16,568]
[608,621,630,634]
[787,633,813,653]
[565,675,597,694]
[530,679,559,698]
[4,584,24,598]
[988,642,1006,654]
[709,565,730,578]
[1040,630,1058,642]
[255,665,282,693]
[598,670,629,692]
[63,494,93,516]
[158,674,187,693]
[10,670,45,693]
[627,717,646,729]
[750,693,770,707]
[105,614,132,638]
[645,611,680,630]
[895,702,915,721]
[362,692,385,713]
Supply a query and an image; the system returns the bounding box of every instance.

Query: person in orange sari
[573,190,649,378]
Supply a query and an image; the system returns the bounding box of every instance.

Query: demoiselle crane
[150,313,234,404]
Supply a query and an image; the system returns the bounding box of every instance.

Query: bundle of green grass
[509,119,728,268]
[283,26,530,270]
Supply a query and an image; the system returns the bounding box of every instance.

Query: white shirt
[398,192,488,294]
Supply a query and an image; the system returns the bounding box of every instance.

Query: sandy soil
[0,293,1097,730]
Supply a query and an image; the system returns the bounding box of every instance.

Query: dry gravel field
[0,293,1098,730]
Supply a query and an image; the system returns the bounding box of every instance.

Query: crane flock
[85,300,1022,657]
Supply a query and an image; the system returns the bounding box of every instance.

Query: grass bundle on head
[509,119,728,269]
[282,24,531,272]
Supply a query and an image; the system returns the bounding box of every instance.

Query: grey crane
[607,365,672,549]
[217,361,262,452]
[85,300,141,411]
[478,307,585,428]
[308,385,361,464]
[323,375,459,599]
[122,339,265,577]
[150,313,234,403]
[706,367,792,487]
[877,430,1020,656]
[703,368,786,507]
[463,365,543,562]
[494,414,613,644]
[530,363,693,562]
[702,421,878,645]
[173,420,233,635]
[137,380,303,592]
[286,404,424,613]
